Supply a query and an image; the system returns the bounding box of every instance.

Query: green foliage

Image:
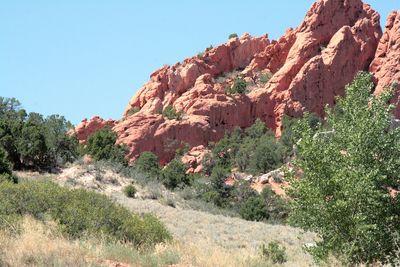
[247,133,285,174]
[85,127,128,166]
[161,159,191,189]
[0,180,171,247]
[134,152,160,178]
[260,241,287,264]
[0,147,15,183]
[239,196,269,221]
[0,97,78,171]
[206,45,213,51]
[123,184,137,198]
[228,33,238,39]
[259,72,272,84]
[288,72,400,264]
[225,77,248,95]
[127,106,140,116]
[206,119,286,175]
[161,106,183,120]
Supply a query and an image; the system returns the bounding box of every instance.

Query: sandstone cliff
[74,0,400,165]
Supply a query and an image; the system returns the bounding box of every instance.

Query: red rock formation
[74,116,117,144]
[75,0,398,165]
[181,145,210,173]
[370,11,400,115]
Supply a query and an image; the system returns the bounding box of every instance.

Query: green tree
[44,114,78,167]
[288,72,400,264]
[134,151,160,178]
[85,127,127,165]
[239,196,268,221]
[17,113,49,169]
[247,133,285,174]
[0,147,15,183]
[161,159,191,189]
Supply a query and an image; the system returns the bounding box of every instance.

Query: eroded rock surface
[74,0,400,165]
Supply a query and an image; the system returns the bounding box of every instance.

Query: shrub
[206,45,213,51]
[288,72,400,264]
[0,180,171,247]
[161,106,183,120]
[239,196,268,221]
[260,241,288,264]
[225,77,247,95]
[247,133,285,174]
[228,33,238,39]
[134,152,160,178]
[127,106,140,116]
[123,184,137,198]
[259,72,272,84]
[161,159,191,189]
[85,127,128,166]
[260,187,288,221]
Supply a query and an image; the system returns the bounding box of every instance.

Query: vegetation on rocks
[84,126,128,166]
[225,76,248,95]
[161,106,183,120]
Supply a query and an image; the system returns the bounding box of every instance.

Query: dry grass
[112,193,316,267]
[14,164,319,266]
[0,217,94,267]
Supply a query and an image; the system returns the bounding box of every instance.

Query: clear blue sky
[1,1,398,124]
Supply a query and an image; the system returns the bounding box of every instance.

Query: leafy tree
[161,159,191,189]
[0,97,78,170]
[17,113,49,169]
[44,114,78,167]
[0,147,15,183]
[85,127,127,165]
[288,72,400,264]
[134,151,160,177]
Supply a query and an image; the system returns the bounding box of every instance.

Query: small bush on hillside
[123,184,137,198]
[206,45,213,51]
[85,127,128,166]
[247,134,286,174]
[225,77,247,95]
[259,72,272,84]
[239,196,269,221]
[261,187,288,221]
[229,33,238,39]
[127,106,140,116]
[260,241,288,264]
[161,159,191,189]
[0,180,171,247]
[134,152,160,178]
[161,106,183,120]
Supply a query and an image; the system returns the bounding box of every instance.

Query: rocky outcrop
[181,145,210,174]
[370,11,400,115]
[75,0,400,165]
[74,116,117,143]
